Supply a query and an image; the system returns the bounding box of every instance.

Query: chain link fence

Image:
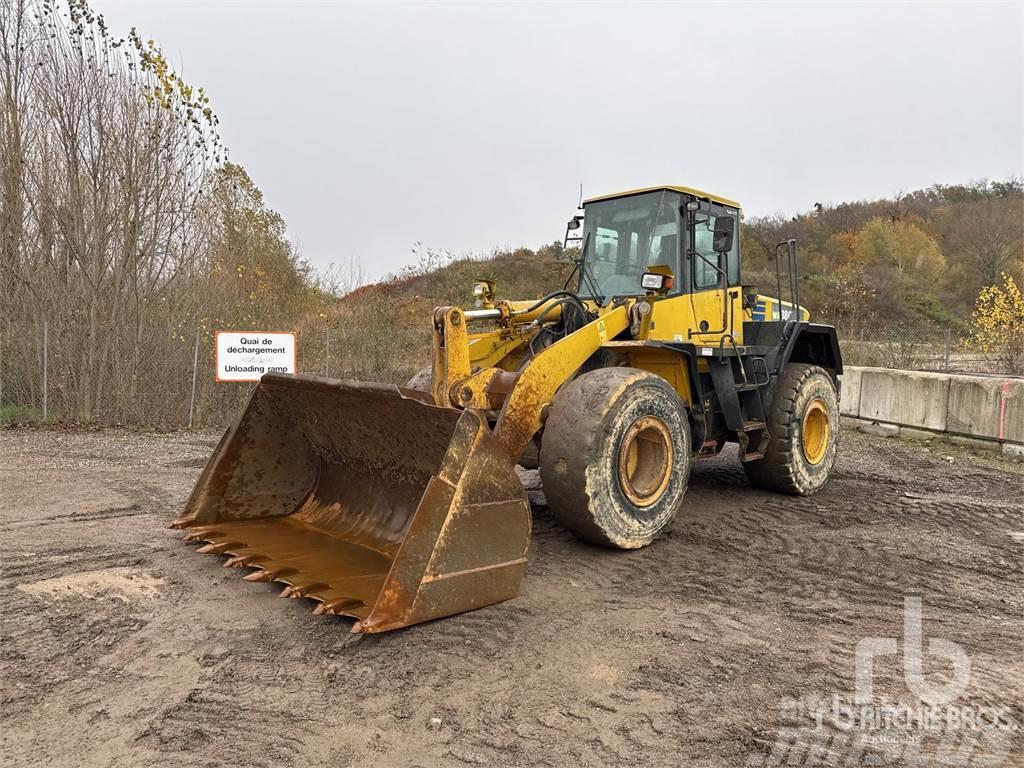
[2,314,1013,427]
[837,323,1008,375]
[0,308,433,427]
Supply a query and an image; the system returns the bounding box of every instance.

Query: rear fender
[784,324,843,378]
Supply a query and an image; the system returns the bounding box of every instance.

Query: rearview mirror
[713,216,735,254]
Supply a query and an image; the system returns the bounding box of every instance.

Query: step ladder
[707,337,771,462]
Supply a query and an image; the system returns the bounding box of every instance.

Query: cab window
[579,190,681,298]
[692,210,739,291]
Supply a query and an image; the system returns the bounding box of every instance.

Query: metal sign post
[188,329,200,428]
[42,319,48,421]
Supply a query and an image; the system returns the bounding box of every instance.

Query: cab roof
[583,185,741,210]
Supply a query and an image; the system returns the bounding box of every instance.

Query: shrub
[970,274,1024,375]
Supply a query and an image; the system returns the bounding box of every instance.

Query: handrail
[717,333,750,388]
[772,238,802,374]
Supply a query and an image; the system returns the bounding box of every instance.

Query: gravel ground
[1,426,1021,767]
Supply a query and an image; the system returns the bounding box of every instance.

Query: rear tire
[540,367,691,549]
[743,363,839,495]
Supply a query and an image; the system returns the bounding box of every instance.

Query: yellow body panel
[645,288,748,346]
[601,342,694,404]
[467,329,530,371]
[436,285,806,442]
[431,307,471,406]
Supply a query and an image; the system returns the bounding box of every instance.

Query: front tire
[743,363,839,495]
[540,367,691,549]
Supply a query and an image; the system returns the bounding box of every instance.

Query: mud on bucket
[173,373,531,633]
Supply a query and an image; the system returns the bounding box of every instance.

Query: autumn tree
[937,198,1024,303]
[854,218,945,281]
[201,163,312,330]
[0,0,324,423]
[970,274,1024,375]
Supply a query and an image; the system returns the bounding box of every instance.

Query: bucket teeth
[311,597,363,616]
[196,541,238,555]
[289,581,328,598]
[224,555,263,568]
[243,567,298,583]
[183,528,226,544]
[323,597,365,615]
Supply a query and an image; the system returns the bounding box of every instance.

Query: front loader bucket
[172,373,531,633]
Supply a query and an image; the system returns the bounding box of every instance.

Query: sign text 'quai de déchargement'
[215,332,296,382]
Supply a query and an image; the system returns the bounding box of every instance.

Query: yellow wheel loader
[173,185,843,633]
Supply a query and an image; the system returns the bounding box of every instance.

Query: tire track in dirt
[0,503,153,531]
[0,545,140,584]
[136,685,324,767]
[0,586,151,707]
[410,604,526,662]
[2,428,1021,768]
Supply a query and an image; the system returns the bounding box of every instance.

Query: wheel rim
[617,416,673,507]
[801,399,830,465]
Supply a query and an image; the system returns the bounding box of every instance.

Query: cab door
[688,203,740,343]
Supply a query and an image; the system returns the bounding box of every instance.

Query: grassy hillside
[337,180,1022,320]
[310,179,1022,383]
[743,179,1023,333]
[313,244,574,385]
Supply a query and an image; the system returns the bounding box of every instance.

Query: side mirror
[713,216,735,254]
[567,216,582,231]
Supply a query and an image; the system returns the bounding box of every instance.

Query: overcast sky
[94,0,1024,280]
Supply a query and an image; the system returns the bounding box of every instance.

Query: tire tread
[743,363,836,495]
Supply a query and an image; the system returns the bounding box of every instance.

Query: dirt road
[1,427,1021,767]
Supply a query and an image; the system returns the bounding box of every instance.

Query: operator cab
[572,186,741,302]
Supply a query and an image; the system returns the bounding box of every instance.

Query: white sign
[215,331,296,382]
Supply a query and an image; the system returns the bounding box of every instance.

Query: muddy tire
[743,363,839,495]
[540,367,691,549]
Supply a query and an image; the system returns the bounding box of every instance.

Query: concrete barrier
[946,376,1024,444]
[839,368,861,417]
[858,368,950,432]
[841,366,1024,450]
[998,379,1024,445]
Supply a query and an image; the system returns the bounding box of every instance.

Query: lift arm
[494,306,629,461]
